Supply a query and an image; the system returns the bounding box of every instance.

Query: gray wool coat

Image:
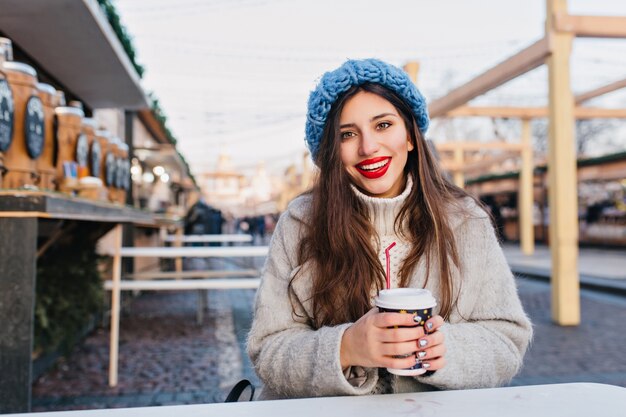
[247,193,532,400]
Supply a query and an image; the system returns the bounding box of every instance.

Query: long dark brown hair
[290,83,475,329]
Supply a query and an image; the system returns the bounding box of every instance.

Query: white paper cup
[374,288,437,376]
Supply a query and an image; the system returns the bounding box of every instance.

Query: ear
[406,134,415,152]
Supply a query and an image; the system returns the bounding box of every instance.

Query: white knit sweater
[247,180,533,399]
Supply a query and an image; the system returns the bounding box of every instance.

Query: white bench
[124,269,259,280]
[163,233,253,243]
[161,233,254,272]
[103,278,261,291]
[103,226,269,387]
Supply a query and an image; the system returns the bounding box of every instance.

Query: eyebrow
[339,112,398,129]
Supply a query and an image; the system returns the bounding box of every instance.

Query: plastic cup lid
[37,82,56,95]
[55,106,84,117]
[82,117,98,128]
[375,288,437,310]
[95,129,111,138]
[2,61,37,77]
[79,176,103,187]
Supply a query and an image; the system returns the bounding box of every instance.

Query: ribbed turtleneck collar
[350,176,413,236]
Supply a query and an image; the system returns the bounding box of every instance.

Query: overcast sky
[114,0,626,176]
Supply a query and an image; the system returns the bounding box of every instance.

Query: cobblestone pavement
[510,278,626,387]
[32,274,626,411]
[32,289,260,411]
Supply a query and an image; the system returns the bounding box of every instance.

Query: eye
[340,131,356,140]
[377,122,391,130]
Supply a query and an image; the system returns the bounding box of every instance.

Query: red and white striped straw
[384,242,396,290]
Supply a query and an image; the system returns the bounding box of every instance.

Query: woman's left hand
[416,315,446,372]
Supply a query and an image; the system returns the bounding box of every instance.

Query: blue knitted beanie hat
[305,58,429,163]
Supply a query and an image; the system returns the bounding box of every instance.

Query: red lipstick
[355,157,391,179]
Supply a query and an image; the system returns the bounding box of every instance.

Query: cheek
[339,142,354,166]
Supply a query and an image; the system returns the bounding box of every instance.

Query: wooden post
[519,119,535,255]
[453,147,464,188]
[159,225,167,244]
[0,218,37,412]
[174,226,183,275]
[302,152,312,190]
[546,0,580,325]
[403,61,420,85]
[108,224,123,386]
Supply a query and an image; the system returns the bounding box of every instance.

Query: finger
[375,312,422,329]
[381,341,418,357]
[380,354,421,370]
[416,329,445,350]
[424,315,444,334]
[416,344,446,361]
[379,326,425,343]
[422,356,446,372]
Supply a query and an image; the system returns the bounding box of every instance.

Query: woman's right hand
[340,308,426,369]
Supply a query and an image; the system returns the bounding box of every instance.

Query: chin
[360,183,395,197]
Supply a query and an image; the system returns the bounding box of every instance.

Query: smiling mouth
[355,157,391,179]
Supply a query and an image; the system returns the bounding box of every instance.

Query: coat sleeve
[416,215,533,389]
[246,211,378,398]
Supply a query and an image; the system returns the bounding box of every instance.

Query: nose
[359,132,380,156]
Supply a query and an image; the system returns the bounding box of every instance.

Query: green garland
[177,150,199,189]
[97,0,145,78]
[34,236,104,355]
[149,92,199,188]
[149,93,177,146]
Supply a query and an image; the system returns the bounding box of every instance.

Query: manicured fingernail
[419,339,428,347]
[413,315,422,323]
[418,351,427,359]
[426,322,434,331]
[415,357,422,365]
[422,362,431,369]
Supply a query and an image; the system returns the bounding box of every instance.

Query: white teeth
[358,159,389,171]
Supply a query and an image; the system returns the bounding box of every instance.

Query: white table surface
[9,383,626,417]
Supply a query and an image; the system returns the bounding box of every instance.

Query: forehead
[339,90,398,123]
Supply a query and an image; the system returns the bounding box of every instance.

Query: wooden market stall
[425,0,626,326]
[0,0,154,413]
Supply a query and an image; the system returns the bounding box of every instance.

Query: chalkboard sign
[75,133,88,167]
[25,95,45,159]
[122,159,130,190]
[105,152,116,186]
[90,139,101,177]
[115,157,124,189]
[0,79,13,152]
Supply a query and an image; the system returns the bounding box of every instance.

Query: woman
[247,59,532,399]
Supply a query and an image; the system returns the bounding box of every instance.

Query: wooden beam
[575,77,626,105]
[519,119,535,255]
[555,14,626,39]
[447,106,547,119]
[575,107,626,119]
[547,0,580,326]
[436,141,526,152]
[445,106,626,119]
[429,37,552,117]
[137,109,171,145]
[441,152,518,172]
